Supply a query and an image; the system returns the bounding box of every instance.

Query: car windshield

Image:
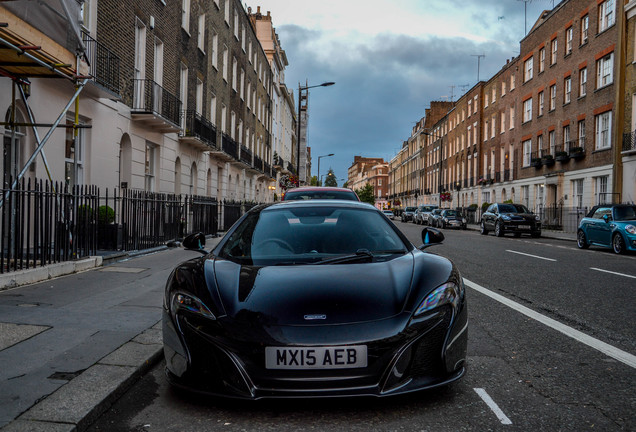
[405,207,417,212]
[218,206,408,265]
[614,206,636,221]
[498,204,529,213]
[444,210,457,217]
[283,190,358,201]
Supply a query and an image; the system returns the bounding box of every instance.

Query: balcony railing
[240,145,252,165]
[132,79,181,127]
[82,31,120,94]
[263,162,272,177]
[253,155,263,172]
[181,110,216,147]
[222,134,239,160]
[623,131,636,153]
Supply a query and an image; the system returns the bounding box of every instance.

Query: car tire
[480,220,488,235]
[531,231,541,238]
[577,230,589,249]
[513,232,521,238]
[612,233,626,255]
[495,221,504,237]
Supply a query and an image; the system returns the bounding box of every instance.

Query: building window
[233,10,239,39]
[549,85,556,111]
[538,134,544,155]
[510,74,515,90]
[595,176,609,204]
[595,111,611,150]
[197,14,205,51]
[538,91,544,116]
[596,52,614,89]
[579,67,587,97]
[564,76,571,104]
[524,56,533,82]
[179,63,188,128]
[522,185,530,208]
[523,98,532,123]
[509,106,515,129]
[501,81,506,96]
[565,27,573,55]
[491,115,496,138]
[578,119,586,147]
[221,104,227,133]
[549,130,556,155]
[144,143,155,192]
[224,0,230,24]
[222,45,228,81]
[500,112,505,132]
[196,78,203,113]
[572,179,583,207]
[210,93,216,124]
[484,94,489,108]
[181,0,190,33]
[539,47,545,73]
[580,15,589,45]
[65,119,84,187]
[550,38,558,65]
[523,139,532,167]
[492,88,496,103]
[232,57,237,90]
[211,30,218,69]
[563,125,571,151]
[598,0,615,33]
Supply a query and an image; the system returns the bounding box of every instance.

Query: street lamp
[296,81,335,184]
[317,153,334,186]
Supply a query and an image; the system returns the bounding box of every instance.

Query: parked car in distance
[401,206,417,222]
[427,208,444,227]
[480,203,541,237]
[382,210,395,220]
[414,205,438,225]
[164,201,467,399]
[577,204,636,254]
[439,209,467,229]
[282,187,360,201]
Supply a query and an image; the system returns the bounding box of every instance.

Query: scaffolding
[0,0,90,197]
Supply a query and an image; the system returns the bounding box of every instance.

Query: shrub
[98,205,115,224]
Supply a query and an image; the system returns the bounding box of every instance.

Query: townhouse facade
[388,0,634,230]
[347,156,389,208]
[1,0,293,204]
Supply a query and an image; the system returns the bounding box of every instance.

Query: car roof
[261,200,376,212]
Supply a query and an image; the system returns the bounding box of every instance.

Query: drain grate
[48,369,85,381]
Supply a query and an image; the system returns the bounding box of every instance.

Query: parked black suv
[480,203,541,238]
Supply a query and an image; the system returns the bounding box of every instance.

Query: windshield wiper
[313,249,375,265]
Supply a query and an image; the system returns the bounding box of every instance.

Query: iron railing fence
[535,205,589,233]
[0,179,262,273]
[623,131,636,153]
[181,110,217,147]
[0,179,98,273]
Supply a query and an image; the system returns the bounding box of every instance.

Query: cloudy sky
[253,0,558,184]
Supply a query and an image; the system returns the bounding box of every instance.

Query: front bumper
[162,301,467,399]
[501,220,541,234]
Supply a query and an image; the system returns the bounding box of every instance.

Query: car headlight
[535,215,540,221]
[444,218,449,222]
[626,225,636,235]
[170,292,216,320]
[500,215,510,221]
[414,282,462,316]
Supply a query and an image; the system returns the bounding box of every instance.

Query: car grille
[409,307,452,377]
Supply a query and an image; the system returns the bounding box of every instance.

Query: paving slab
[0,322,50,351]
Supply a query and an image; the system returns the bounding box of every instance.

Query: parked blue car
[577,204,636,254]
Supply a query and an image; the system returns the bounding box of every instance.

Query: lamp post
[317,153,334,186]
[296,81,335,185]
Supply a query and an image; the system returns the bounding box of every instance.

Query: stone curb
[2,323,164,432]
[0,257,104,291]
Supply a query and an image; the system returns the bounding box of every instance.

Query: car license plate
[518,225,530,229]
[265,346,367,369]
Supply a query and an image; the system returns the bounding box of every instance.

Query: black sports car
[163,200,467,398]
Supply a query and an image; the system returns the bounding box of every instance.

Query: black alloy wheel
[480,220,488,235]
[612,233,625,254]
[495,221,504,237]
[577,230,589,249]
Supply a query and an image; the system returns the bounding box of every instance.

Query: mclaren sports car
[162,200,467,398]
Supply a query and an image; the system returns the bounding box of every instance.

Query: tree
[355,183,375,205]
[324,168,338,187]
[342,181,349,188]
[309,175,319,186]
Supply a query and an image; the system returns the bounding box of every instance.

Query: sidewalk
[0,236,221,432]
[465,223,578,242]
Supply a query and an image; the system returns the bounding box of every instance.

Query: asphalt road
[87,222,636,432]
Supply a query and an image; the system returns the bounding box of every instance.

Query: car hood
[501,212,535,220]
[209,255,415,326]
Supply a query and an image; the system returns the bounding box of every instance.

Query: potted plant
[555,151,570,162]
[531,157,542,168]
[569,146,585,160]
[541,154,555,166]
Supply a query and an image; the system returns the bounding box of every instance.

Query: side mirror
[183,232,207,253]
[419,227,444,250]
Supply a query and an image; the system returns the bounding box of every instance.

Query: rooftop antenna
[459,83,470,93]
[448,85,456,102]
[517,0,532,36]
[471,54,485,82]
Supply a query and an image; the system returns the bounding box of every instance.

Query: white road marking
[590,267,636,280]
[465,279,636,369]
[506,250,556,261]
[474,388,512,425]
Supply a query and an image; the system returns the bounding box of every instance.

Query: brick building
[347,156,389,208]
